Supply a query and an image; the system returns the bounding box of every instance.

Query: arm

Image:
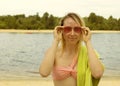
[82,27,104,79]
[39,40,59,77]
[86,40,104,79]
[39,26,62,77]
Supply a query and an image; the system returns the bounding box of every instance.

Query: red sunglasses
[62,26,82,33]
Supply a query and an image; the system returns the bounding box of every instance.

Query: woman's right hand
[53,26,63,42]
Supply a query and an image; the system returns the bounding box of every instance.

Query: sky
[0,0,120,19]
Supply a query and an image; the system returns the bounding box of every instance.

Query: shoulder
[45,46,61,54]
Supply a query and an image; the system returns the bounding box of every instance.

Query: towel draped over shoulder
[77,46,100,86]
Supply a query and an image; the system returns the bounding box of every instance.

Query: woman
[39,13,104,86]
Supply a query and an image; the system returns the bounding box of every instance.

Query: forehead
[63,17,79,26]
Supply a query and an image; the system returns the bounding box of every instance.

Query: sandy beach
[0,29,120,33]
[0,29,53,33]
[99,76,120,86]
[0,79,54,86]
[0,76,120,86]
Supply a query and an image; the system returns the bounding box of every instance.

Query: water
[0,32,120,79]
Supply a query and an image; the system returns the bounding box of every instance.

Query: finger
[85,27,91,36]
[55,26,63,30]
[81,28,86,35]
[55,26,64,33]
[59,32,62,40]
[81,27,90,36]
[85,29,89,36]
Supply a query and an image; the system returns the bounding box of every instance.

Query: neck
[64,43,78,54]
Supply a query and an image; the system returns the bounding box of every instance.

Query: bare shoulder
[44,47,62,57]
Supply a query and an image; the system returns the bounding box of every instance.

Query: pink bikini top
[52,56,78,80]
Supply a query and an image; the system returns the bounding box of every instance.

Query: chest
[55,53,77,68]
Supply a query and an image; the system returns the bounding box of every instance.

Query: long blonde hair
[59,12,85,53]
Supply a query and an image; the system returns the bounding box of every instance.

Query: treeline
[0,12,119,30]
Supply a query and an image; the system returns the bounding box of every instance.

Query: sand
[99,76,120,86]
[0,76,120,86]
[0,29,53,33]
[0,29,120,33]
[0,79,53,86]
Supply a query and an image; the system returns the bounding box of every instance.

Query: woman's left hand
[81,27,92,43]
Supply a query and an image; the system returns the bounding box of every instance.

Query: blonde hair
[60,12,85,53]
[60,13,85,26]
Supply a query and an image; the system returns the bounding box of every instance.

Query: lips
[68,36,77,40]
[69,37,77,40]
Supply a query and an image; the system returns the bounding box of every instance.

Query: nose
[71,28,75,35]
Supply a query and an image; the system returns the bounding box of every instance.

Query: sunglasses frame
[62,26,82,34]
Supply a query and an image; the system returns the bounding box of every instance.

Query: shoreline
[0,29,120,33]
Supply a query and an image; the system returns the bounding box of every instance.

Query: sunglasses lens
[63,26,72,33]
[74,27,81,33]
[63,26,81,33]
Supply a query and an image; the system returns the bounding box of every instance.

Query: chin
[69,41,77,45]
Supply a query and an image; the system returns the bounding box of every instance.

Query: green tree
[41,12,49,29]
[107,16,118,30]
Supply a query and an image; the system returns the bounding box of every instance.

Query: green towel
[77,46,100,86]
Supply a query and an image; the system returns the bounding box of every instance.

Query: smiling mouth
[69,38,76,40]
